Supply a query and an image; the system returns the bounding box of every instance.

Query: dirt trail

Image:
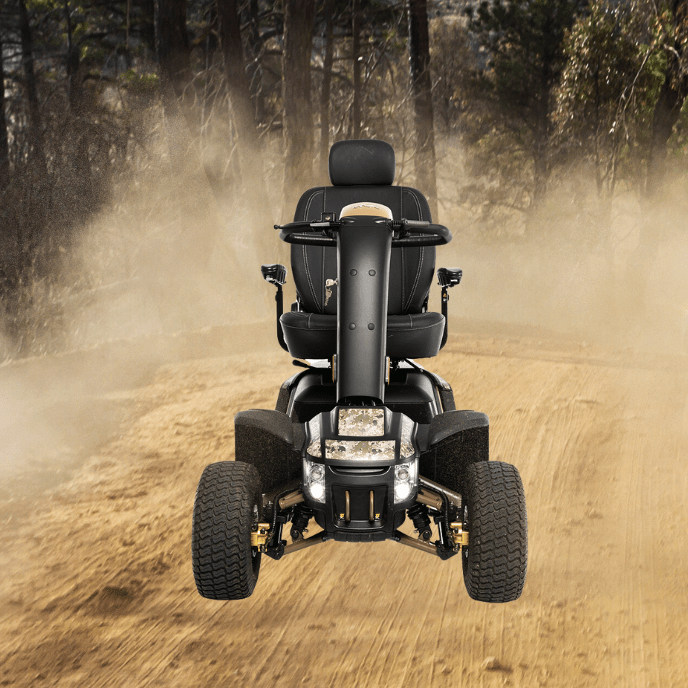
[1,325,687,688]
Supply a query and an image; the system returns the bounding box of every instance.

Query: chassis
[192,144,528,604]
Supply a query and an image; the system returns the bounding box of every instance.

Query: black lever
[437,268,462,349]
[261,264,289,352]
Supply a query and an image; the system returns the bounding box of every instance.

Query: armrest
[261,264,287,286]
[437,267,462,288]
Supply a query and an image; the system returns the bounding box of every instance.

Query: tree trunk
[282,0,316,215]
[526,92,550,231]
[407,0,437,220]
[319,0,334,181]
[646,85,687,198]
[64,1,81,113]
[246,0,264,123]
[155,0,219,272]
[155,0,194,160]
[0,29,9,192]
[645,0,688,200]
[626,0,688,326]
[155,0,191,100]
[352,0,362,138]
[63,0,95,223]
[532,105,550,206]
[18,0,46,177]
[216,0,272,227]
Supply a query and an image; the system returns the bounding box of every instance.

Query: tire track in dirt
[0,335,687,687]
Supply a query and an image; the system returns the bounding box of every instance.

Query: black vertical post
[440,286,448,349]
[275,285,289,352]
[336,218,392,402]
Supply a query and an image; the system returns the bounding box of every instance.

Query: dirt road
[1,324,687,687]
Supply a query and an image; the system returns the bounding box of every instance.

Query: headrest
[329,139,395,186]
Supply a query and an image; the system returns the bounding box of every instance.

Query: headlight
[309,463,324,481]
[304,458,326,503]
[394,460,418,503]
[307,415,322,457]
[399,414,416,459]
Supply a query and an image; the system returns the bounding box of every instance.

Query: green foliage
[467,0,586,124]
[554,0,688,197]
[121,69,159,94]
[456,0,588,228]
[555,3,645,181]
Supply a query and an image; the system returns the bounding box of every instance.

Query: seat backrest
[291,140,435,316]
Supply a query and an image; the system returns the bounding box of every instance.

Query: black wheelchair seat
[281,139,444,360]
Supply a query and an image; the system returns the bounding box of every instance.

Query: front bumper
[302,406,418,540]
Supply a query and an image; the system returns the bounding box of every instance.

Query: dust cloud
[1,128,688,686]
[2,128,687,516]
[0,119,284,515]
[436,163,688,355]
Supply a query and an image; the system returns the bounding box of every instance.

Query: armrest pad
[261,264,287,286]
[437,267,462,288]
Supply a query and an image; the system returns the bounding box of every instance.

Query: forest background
[0,0,687,359]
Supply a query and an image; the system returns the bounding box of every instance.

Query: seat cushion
[280,311,445,360]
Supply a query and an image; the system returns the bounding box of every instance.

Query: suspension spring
[407,502,433,541]
[290,504,314,541]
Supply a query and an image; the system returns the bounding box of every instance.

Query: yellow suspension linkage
[251,523,272,551]
[449,522,469,551]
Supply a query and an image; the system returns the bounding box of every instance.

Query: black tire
[462,461,527,603]
[192,461,263,600]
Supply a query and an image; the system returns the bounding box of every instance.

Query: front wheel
[462,461,528,603]
[192,461,263,600]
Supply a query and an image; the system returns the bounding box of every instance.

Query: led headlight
[306,415,322,457]
[394,460,418,503]
[399,413,415,459]
[304,458,326,502]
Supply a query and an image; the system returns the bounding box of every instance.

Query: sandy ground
[1,322,687,688]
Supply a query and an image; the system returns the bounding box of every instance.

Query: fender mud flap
[234,410,303,494]
[419,410,489,493]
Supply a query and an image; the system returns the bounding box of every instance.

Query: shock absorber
[290,504,314,541]
[407,502,433,541]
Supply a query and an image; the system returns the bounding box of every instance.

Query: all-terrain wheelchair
[192,139,528,603]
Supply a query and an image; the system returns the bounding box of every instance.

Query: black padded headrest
[329,139,395,186]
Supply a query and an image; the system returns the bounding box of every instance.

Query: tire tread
[463,461,528,603]
[192,461,262,600]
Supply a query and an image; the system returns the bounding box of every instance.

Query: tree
[352,0,362,138]
[0,28,9,192]
[630,0,688,321]
[645,0,688,199]
[318,0,335,179]
[155,0,192,101]
[18,0,46,178]
[467,0,586,222]
[216,0,272,228]
[553,2,654,325]
[554,0,688,326]
[155,0,220,269]
[555,2,648,213]
[408,0,437,219]
[282,0,316,213]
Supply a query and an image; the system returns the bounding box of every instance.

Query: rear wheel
[462,461,527,603]
[192,461,263,600]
